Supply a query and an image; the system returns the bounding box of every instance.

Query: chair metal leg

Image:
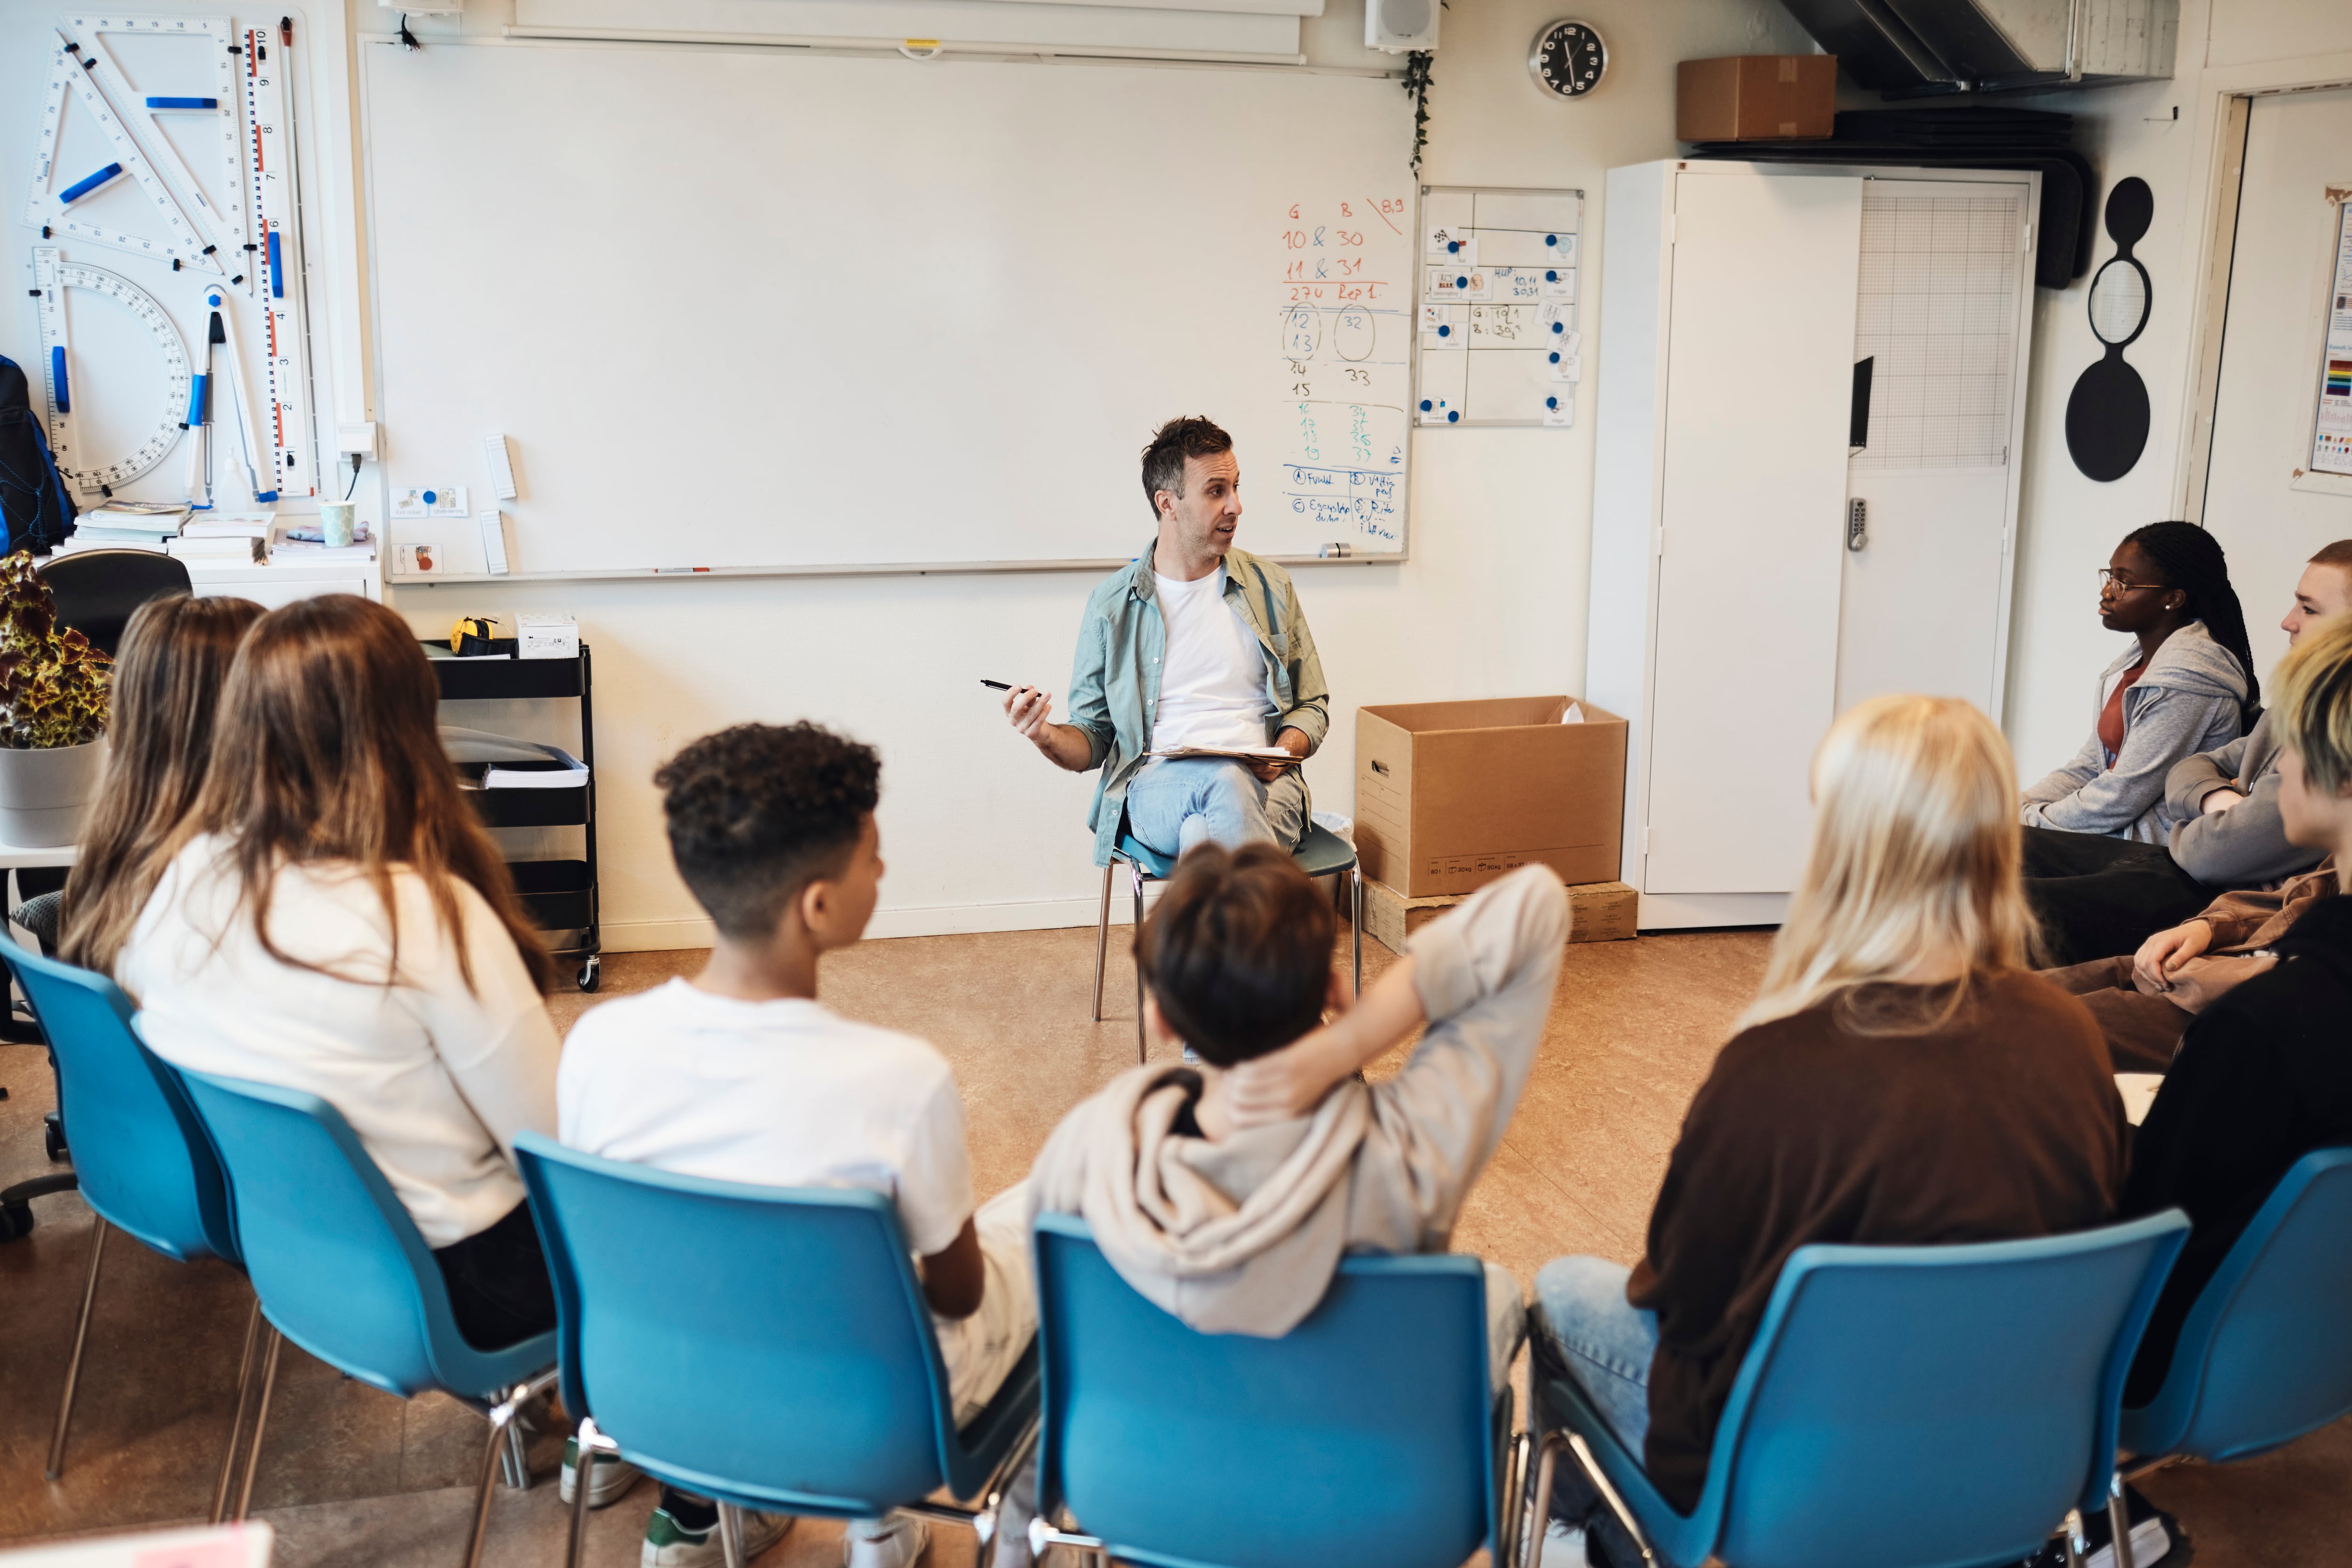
[1130,861,1147,1065]
[2107,1474,2138,1568]
[1350,868,1363,999]
[209,1297,265,1523]
[466,1377,552,1568]
[2058,1508,2089,1568]
[1524,1429,1658,1568]
[716,1503,748,1568]
[232,1326,284,1522]
[1090,863,1114,1022]
[566,1417,619,1568]
[1497,1427,1531,1568]
[44,1216,109,1480]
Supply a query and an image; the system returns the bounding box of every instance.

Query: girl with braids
[2022,521,2257,842]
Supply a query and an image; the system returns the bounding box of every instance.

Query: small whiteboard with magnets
[1416,185,1583,427]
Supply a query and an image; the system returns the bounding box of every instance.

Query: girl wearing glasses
[2021,521,2257,843]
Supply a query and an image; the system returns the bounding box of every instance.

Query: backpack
[0,355,80,556]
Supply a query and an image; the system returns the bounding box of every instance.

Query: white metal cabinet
[1587,162,2036,929]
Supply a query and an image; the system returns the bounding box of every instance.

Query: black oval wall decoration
[2066,177,2155,483]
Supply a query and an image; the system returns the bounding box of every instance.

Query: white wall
[2000,0,2352,785]
[372,0,1819,949]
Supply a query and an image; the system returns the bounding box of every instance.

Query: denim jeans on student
[1122,756,1308,860]
[1531,1255,1660,1568]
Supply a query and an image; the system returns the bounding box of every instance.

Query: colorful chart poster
[2312,197,2352,478]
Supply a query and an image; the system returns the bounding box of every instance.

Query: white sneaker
[844,1514,930,1568]
[560,1437,644,1509]
[640,1504,794,1567]
[1539,1520,1588,1568]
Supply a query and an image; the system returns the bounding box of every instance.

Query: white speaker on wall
[1366,0,1438,53]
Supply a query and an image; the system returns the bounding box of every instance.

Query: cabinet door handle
[1847,498,1867,553]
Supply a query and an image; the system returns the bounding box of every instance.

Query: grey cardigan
[2163,711,2326,887]
[2022,621,2249,843]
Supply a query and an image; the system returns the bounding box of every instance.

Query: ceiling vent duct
[1774,0,2176,95]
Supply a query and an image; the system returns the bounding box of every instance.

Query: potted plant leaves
[0,551,111,845]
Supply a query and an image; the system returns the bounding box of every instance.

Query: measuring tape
[31,246,191,494]
[24,34,221,275]
[242,24,315,496]
[67,15,252,283]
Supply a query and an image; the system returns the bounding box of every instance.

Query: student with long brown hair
[1531,695,2128,1567]
[121,595,563,1350]
[49,594,264,970]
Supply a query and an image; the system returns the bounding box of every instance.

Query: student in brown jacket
[1533,695,2128,1568]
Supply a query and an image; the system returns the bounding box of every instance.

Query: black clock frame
[1529,19,1607,99]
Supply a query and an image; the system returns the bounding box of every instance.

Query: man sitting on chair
[1001,415,1328,865]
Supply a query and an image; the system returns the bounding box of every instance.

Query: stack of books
[64,501,191,548]
[167,518,273,565]
[51,508,274,564]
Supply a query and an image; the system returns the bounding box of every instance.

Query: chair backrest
[0,940,233,1263]
[1692,1211,2189,1568]
[1031,1213,1496,1568]
[2124,1147,2352,1462]
[174,1069,534,1401]
[35,549,192,657]
[514,1132,963,1513]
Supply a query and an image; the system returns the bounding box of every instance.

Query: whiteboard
[357,40,1418,579]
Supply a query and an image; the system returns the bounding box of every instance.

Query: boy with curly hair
[559,722,1032,1568]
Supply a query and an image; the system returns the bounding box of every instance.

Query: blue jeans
[1122,757,1308,860]
[1531,1256,1660,1565]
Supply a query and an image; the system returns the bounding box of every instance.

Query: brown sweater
[1628,970,2128,1512]
[2198,854,2336,952]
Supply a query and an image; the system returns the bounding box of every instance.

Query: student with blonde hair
[121,595,564,1353]
[1531,696,2127,1568]
[50,594,263,970]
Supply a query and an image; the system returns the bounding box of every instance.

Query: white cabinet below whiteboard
[1586,161,2037,930]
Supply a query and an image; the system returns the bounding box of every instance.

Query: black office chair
[35,548,193,658]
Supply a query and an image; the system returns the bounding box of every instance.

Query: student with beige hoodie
[1027,848,1568,1379]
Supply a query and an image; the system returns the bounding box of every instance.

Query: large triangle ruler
[66,14,254,286]
[24,32,222,274]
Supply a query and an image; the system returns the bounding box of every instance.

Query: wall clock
[1529,20,1607,98]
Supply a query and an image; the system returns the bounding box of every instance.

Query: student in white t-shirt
[560,722,1035,1568]
[120,596,564,1353]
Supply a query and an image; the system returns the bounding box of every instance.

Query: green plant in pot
[0,551,112,846]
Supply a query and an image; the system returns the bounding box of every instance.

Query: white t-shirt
[119,835,560,1249]
[1151,567,1274,751]
[557,979,975,1258]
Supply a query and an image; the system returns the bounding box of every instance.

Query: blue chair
[512,1132,1040,1568]
[1523,1211,2191,1568]
[0,940,262,1517]
[1026,1212,1517,1568]
[1092,820,1363,1062]
[174,1070,558,1566]
[2121,1146,2352,1469]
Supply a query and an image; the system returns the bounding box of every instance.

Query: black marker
[981,679,1015,691]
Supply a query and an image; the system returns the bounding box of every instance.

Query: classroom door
[1837,179,2031,719]
[2199,87,2352,676]
[1643,170,1862,895]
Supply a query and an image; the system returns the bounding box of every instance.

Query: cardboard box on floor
[1676,55,1836,143]
[1358,875,1637,955]
[1354,695,1627,898]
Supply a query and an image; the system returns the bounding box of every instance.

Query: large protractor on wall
[30,245,191,493]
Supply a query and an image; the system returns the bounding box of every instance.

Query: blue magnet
[59,162,123,204]
[267,229,283,298]
[1547,396,1559,409]
[422,489,438,506]
[1549,350,1560,364]
[1419,399,1432,412]
[1546,270,1558,282]
[1446,410,1459,422]
[1447,239,1461,253]
[50,347,69,413]
[1437,324,1450,337]
[1455,276,1468,289]
[1545,234,1557,247]
[145,96,218,109]
[1551,321,1565,334]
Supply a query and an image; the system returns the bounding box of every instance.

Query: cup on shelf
[318,501,357,549]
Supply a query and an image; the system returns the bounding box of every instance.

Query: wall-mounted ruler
[241,22,315,496]
[32,245,192,494]
[24,33,221,274]
[69,15,251,280]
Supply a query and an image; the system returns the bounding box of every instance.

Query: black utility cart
[428,639,604,992]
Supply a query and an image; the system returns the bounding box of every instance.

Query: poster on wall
[2312,195,2352,478]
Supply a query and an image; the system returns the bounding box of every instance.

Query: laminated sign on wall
[2310,193,2352,480]
[1416,186,1584,427]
